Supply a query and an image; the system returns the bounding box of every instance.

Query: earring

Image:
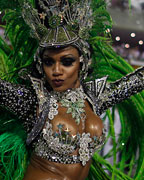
[34,49,44,75]
[80,56,86,71]
[36,59,44,75]
[80,56,83,62]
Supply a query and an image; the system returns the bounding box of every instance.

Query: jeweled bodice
[33,120,105,166]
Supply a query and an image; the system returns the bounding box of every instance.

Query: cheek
[65,64,79,80]
[43,66,52,79]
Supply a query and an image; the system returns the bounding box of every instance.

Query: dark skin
[23,46,103,180]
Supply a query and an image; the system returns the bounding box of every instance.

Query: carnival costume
[0,0,144,180]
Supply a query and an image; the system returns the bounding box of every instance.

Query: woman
[0,0,144,179]
[23,45,104,180]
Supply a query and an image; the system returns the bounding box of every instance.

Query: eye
[61,58,76,66]
[42,58,55,66]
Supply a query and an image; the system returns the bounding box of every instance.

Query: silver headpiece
[22,0,94,79]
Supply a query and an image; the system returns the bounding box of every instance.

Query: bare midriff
[23,101,103,180]
[23,154,91,180]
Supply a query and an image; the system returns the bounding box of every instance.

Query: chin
[52,86,68,92]
[50,80,80,92]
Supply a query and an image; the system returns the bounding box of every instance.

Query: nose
[52,62,63,76]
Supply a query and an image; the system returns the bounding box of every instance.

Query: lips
[52,79,64,87]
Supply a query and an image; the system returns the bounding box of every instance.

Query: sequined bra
[33,120,105,166]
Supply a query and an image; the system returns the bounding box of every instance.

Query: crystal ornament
[79,133,92,166]
[48,96,58,120]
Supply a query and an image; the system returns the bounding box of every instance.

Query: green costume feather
[0,0,143,179]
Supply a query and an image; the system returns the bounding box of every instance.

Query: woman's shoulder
[84,100,103,137]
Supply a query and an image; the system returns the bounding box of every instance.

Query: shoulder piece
[84,76,108,98]
[29,76,44,95]
[29,76,49,114]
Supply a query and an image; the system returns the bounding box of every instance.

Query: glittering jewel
[49,15,61,28]
[79,133,92,166]
[48,96,58,120]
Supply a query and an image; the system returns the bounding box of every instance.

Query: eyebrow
[60,54,77,60]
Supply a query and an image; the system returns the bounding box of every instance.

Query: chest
[50,100,103,137]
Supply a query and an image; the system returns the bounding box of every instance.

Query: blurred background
[0,0,144,68]
[106,0,144,68]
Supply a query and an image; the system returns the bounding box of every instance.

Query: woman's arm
[85,67,144,115]
[0,78,37,122]
[96,66,144,115]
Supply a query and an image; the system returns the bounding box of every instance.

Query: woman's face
[42,46,80,92]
